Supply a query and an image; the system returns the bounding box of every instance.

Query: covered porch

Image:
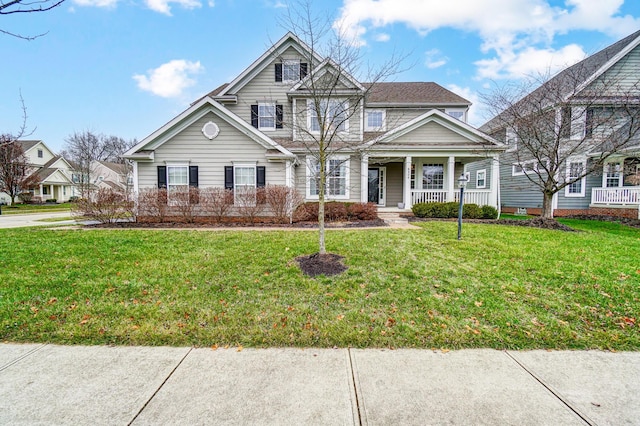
[590,156,640,207]
[359,154,500,210]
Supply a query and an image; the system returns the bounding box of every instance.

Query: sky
[2,0,640,153]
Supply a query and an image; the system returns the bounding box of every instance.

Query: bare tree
[63,131,136,197]
[481,64,640,218]
[1,0,65,40]
[277,1,404,253]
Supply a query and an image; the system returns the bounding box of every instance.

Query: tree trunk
[318,153,326,255]
[541,192,554,218]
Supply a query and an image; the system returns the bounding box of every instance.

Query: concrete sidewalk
[0,212,77,229]
[1,344,638,425]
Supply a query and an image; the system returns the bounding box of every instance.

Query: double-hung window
[605,162,621,188]
[167,165,189,193]
[258,103,276,130]
[565,160,586,197]
[307,155,349,199]
[365,109,386,131]
[234,165,257,205]
[282,60,300,82]
[308,99,348,133]
[476,169,486,189]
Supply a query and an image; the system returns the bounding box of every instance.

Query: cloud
[424,48,448,69]
[72,0,118,7]
[447,84,484,126]
[144,0,201,15]
[133,60,203,98]
[335,0,640,79]
[374,33,390,42]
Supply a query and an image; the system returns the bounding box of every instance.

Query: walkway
[1,343,638,425]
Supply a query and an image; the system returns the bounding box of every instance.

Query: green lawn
[1,220,638,350]
[1,202,73,215]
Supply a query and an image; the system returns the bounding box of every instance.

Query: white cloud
[208,0,215,6]
[374,33,390,42]
[72,0,118,7]
[335,0,640,79]
[424,48,448,69]
[144,0,201,15]
[447,84,484,127]
[133,60,203,98]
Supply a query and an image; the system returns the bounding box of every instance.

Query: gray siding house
[477,30,640,219]
[124,33,504,212]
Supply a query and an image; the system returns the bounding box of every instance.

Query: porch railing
[591,187,640,205]
[411,189,492,206]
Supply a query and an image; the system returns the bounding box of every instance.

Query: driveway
[0,211,78,229]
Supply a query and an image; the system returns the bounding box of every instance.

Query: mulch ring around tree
[296,253,348,277]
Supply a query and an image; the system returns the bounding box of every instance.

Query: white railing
[455,190,491,206]
[411,189,492,206]
[591,187,640,205]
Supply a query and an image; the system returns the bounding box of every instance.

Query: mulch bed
[407,216,577,231]
[88,219,388,229]
[296,253,347,277]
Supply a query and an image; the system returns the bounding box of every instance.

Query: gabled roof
[365,109,504,150]
[365,82,471,106]
[289,57,365,94]
[123,97,295,159]
[96,161,127,175]
[16,140,41,152]
[481,29,640,133]
[218,32,324,97]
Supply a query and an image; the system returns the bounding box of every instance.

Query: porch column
[50,185,54,200]
[39,184,43,199]
[447,156,456,202]
[403,156,412,209]
[285,160,293,188]
[360,154,369,203]
[489,155,500,208]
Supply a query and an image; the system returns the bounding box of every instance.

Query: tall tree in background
[63,131,136,197]
[1,0,65,40]
[279,0,404,254]
[481,64,640,218]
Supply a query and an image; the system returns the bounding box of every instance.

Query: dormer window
[446,109,465,121]
[275,60,308,82]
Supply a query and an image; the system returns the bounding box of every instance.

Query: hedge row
[294,201,378,222]
[412,202,498,219]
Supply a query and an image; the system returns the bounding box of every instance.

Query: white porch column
[403,156,412,209]
[50,185,54,199]
[360,154,369,203]
[39,184,43,199]
[489,155,500,208]
[447,156,456,202]
[285,160,293,188]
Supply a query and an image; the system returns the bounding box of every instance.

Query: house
[90,160,132,192]
[124,32,504,213]
[0,140,77,205]
[477,30,640,219]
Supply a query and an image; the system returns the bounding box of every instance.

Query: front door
[368,167,386,206]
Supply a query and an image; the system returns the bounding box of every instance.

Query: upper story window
[365,109,386,131]
[505,127,518,146]
[476,169,486,189]
[37,149,43,158]
[446,109,465,121]
[308,99,348,133]
[251,103,283,131]
[275,60,308,83]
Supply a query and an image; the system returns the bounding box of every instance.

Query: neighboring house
[0,140,77,205]
[477,30,640,218]
[90,160,132,192]
[124,32,504,212]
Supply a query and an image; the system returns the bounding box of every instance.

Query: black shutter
[189,166,198,187]
[224,166,234,190]
[275,63,283,82]
[251,104,259,128]
[275,104,283,129]
[256,166,266,188]
[300,62,308,79]
[157,166,167,188]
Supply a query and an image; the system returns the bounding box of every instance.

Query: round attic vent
[202,121,220,140]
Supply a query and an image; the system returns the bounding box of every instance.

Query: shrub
[45,198,57,203]
[325,202,348,221]
[481,205,499,219]
[293,202,318,222]
[68,196,79,203]
[18,192,33,204]
[200,187,234,223]
[462,203,482,219]
[172,187,200,223]
[347,202,378,220]
[235,186,265,224]
[264,185,304,224]
[73,188,127,224]
[137,188,169,223]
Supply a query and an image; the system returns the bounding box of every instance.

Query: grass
[35,216,76,223]
[1,203,73,215]
[1,219,638,350]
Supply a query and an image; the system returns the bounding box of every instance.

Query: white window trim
[305,155,350,200]
[258,102,276,131]
[282,59,301,83]
[166,163,190,205]
[364,109,386,131]
[307,99,349,135]
[233,163,258,206]
[445,109,466,122]
[602,160,623,188]
[565,159,586,197]
[476,169,487,189]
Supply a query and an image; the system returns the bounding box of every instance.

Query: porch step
[378,212,412,227]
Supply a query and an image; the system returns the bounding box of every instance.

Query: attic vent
[202,121,220,140]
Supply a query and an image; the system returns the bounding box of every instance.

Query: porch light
[457,173,468,240]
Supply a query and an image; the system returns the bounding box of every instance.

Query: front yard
[1,219,638,350]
